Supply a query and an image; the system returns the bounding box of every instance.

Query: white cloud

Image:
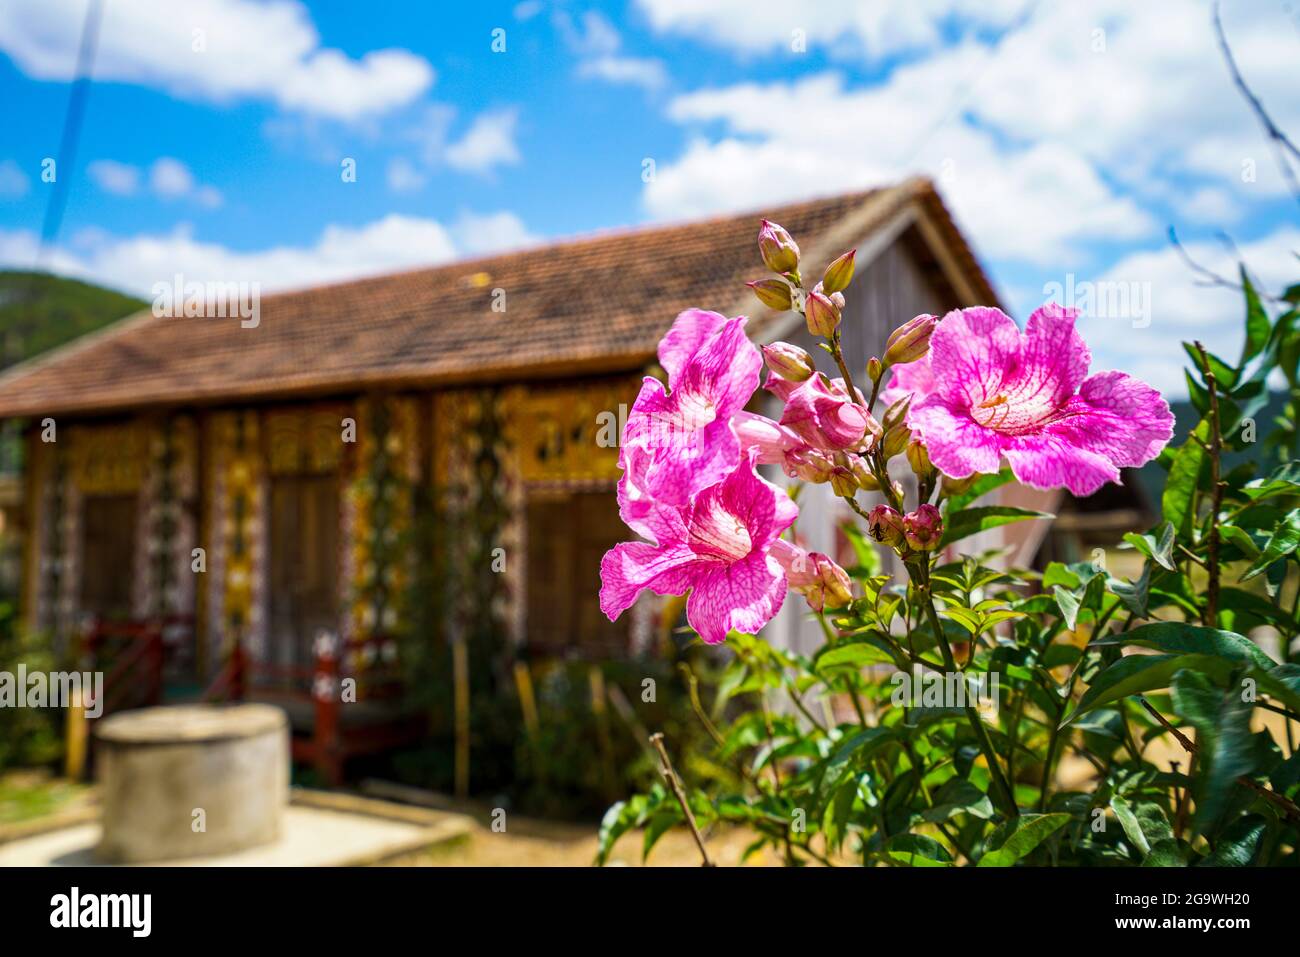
[149,157,196,198]
[577,55,668,91]
[558,9,669,92]
[0,210,540,295]
[646,69,1155,266]
[0,0,434,121]
[87,159,140,196]
[0,159,29,198]
[444,109,521,175]
[386,157,426,193]
[642,1,1299,270]
[634,0,1027,56]
[87,157,222,207]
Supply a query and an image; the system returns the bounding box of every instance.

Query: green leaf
[1239,266,1271,365]
[977,813,1071,867]
[1053,585,1080,631]
[885,833,953,867]
[1162,418,1208,536]
[1111,796,1174,859]
[1091,621,1277,670]
[919,779,995,823]
[939,505,1052,548]
[1241,460,1300,502]
[1199,817,1264,866]
[942,466,1013,512]
[1219,525,1261,560]
[815,635,898,674]
[1239,508,1300,582]
[1123,522,1176,571]
[1171,670,1259,833]
[1061,653,1236,726]
[1109,563,1151,618]
[1142,839,1187,867]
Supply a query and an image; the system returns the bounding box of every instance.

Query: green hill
[0,270,145,369]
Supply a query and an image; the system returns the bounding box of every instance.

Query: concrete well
[94,703,288,863]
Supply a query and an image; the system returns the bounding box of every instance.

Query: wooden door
[525,490,628,656]
[80,493,137,620]
[269,474,340,672]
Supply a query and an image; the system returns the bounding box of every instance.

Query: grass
[0,770,90,826]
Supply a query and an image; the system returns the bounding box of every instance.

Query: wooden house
[0,178,1015,778]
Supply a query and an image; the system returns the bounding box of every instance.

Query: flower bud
[866,356,883,385]
[884,314,937,367]
[810,555,853,611]
[882,393,911,432]
[804,290,841,338]
[862,412,883,452]
[882,422,911,459]
[867,505,905,547]
[841,452,880,491]
[747,278,793,312]
[821,248,856,294]
[829,291,845,310]
[787,447,835,483]
[758,219,800,274]
[829,465,858,498]
[762,342,814,382]
[903,504,943,551]
[905,437,932,478]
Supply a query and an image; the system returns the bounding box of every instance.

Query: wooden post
[452,638,470,800]
[63,686,89,780]
[313,632,342,786]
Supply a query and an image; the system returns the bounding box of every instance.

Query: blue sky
[0,0,1297,397]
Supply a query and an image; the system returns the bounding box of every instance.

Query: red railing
[81,616,193,717]
[203,632,421,785]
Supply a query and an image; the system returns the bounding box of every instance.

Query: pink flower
[620,308,762,507]
[878,352,936,410]
[908,304,1174,497]
[600,450,798,645]
[777,374,873,451]
[772,540,853,612]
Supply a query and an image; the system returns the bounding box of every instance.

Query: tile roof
[0,177,996,418]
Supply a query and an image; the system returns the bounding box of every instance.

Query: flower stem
[915,567,1019,819]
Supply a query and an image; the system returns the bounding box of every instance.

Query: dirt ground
[386,813,777,867]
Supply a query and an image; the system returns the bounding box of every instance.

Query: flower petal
[616,446,687,545]
[657,308,729,386]
[1002,432,1119,496]
[599,541,701,621]
[1047,370,1176,470]
[685,552,787,644]
[621,376,742,506]
[704,447,799,550]
[676,315,762,419]
[907,396,1003,478]
[928,306,1022,407]
[1003,303,1091,412]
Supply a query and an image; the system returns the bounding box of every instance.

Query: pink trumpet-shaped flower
[908,304,1174,497]
[777,373,873,451]
[772,539,853,612]
[600,450,798,645]
[620,308,763,507]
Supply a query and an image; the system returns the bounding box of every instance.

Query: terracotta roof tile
[0,179,995,417]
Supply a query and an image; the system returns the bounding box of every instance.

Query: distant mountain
[0,271,145,369]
